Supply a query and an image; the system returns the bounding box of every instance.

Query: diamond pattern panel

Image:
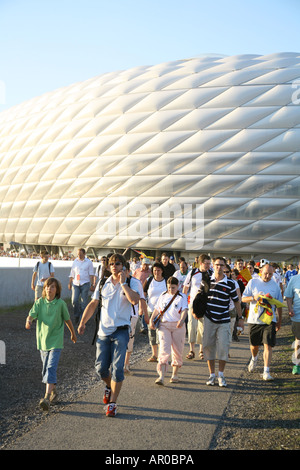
[0,53,300,254]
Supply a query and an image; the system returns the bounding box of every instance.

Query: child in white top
[150,277,188,385]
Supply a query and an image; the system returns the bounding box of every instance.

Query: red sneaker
[103,387,111,405]
[106,402,117,417]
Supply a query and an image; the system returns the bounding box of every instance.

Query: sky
[0,0,299,112]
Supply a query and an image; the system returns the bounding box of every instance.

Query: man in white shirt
[78,254,140,417]
[68,248,95,325]
[173,260,190,292]
[31,250,54,299]
[242,264,283,381]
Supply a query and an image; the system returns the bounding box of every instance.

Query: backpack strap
[92,277,107,345]
[127,275,136,315]
[36,261,52,275]
[153,291,180,326]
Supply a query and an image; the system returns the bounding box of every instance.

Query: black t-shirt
[162,263,176,280]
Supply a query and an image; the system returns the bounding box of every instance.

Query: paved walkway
[7,331,251,451]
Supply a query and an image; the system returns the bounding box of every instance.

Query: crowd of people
[24,248,300,417]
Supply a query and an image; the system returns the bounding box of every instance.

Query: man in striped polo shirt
[202,257,244,387]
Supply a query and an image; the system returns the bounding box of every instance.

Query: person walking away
[25,278,77,411]
[149,277,188,385]
[78,254,140,417]
[242,263,284,381]
[31,250,54,300]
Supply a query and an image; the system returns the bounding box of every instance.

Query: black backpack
[192,271,211,319]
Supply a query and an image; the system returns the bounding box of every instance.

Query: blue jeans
[72,282,90,320]
[40,349,62,384]
[95,328,129,383]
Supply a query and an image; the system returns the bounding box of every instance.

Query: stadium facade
[0,52,300,260]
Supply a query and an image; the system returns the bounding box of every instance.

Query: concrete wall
[0,267,72,308]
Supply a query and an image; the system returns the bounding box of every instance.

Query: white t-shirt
[92,275,140,336]
[272,271,282,286]
[183,268,203,302]
[173,269,190,292]
[243,277,283,324]
[229,279,240,310]
[155,291,188,323]
[145,277,167,311]
[131,277,145,317]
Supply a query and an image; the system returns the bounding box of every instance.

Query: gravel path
[0,303,299,450]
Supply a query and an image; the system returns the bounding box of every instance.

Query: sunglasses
[109,262,122,266]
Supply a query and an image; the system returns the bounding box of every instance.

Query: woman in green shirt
[26,278,77,411]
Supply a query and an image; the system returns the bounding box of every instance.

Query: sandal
[147,355,158,362]
[186,351,195,359]
[199,351,204,360]
[170,376,179,383]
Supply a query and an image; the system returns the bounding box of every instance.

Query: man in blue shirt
[284,264,298,286]
[285,264,300,375]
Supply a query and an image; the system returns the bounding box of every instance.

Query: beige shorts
[35,285,43,300]
[203,316,231,361]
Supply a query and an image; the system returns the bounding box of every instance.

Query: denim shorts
[95,327,129,383]
[40,349,62,384]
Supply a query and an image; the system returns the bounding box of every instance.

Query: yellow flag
[238,268,252,282]
[254,295,285,324]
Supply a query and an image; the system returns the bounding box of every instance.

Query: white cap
[260,258,269,267]
[142,258,151,264]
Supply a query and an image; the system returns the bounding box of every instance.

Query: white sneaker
[218,375,227,387]
[206,375,216,386]
[262,371,274,381]
[248,358,258,372]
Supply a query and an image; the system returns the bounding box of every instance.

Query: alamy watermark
[291,79,300,105]
[95,197,204,250]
